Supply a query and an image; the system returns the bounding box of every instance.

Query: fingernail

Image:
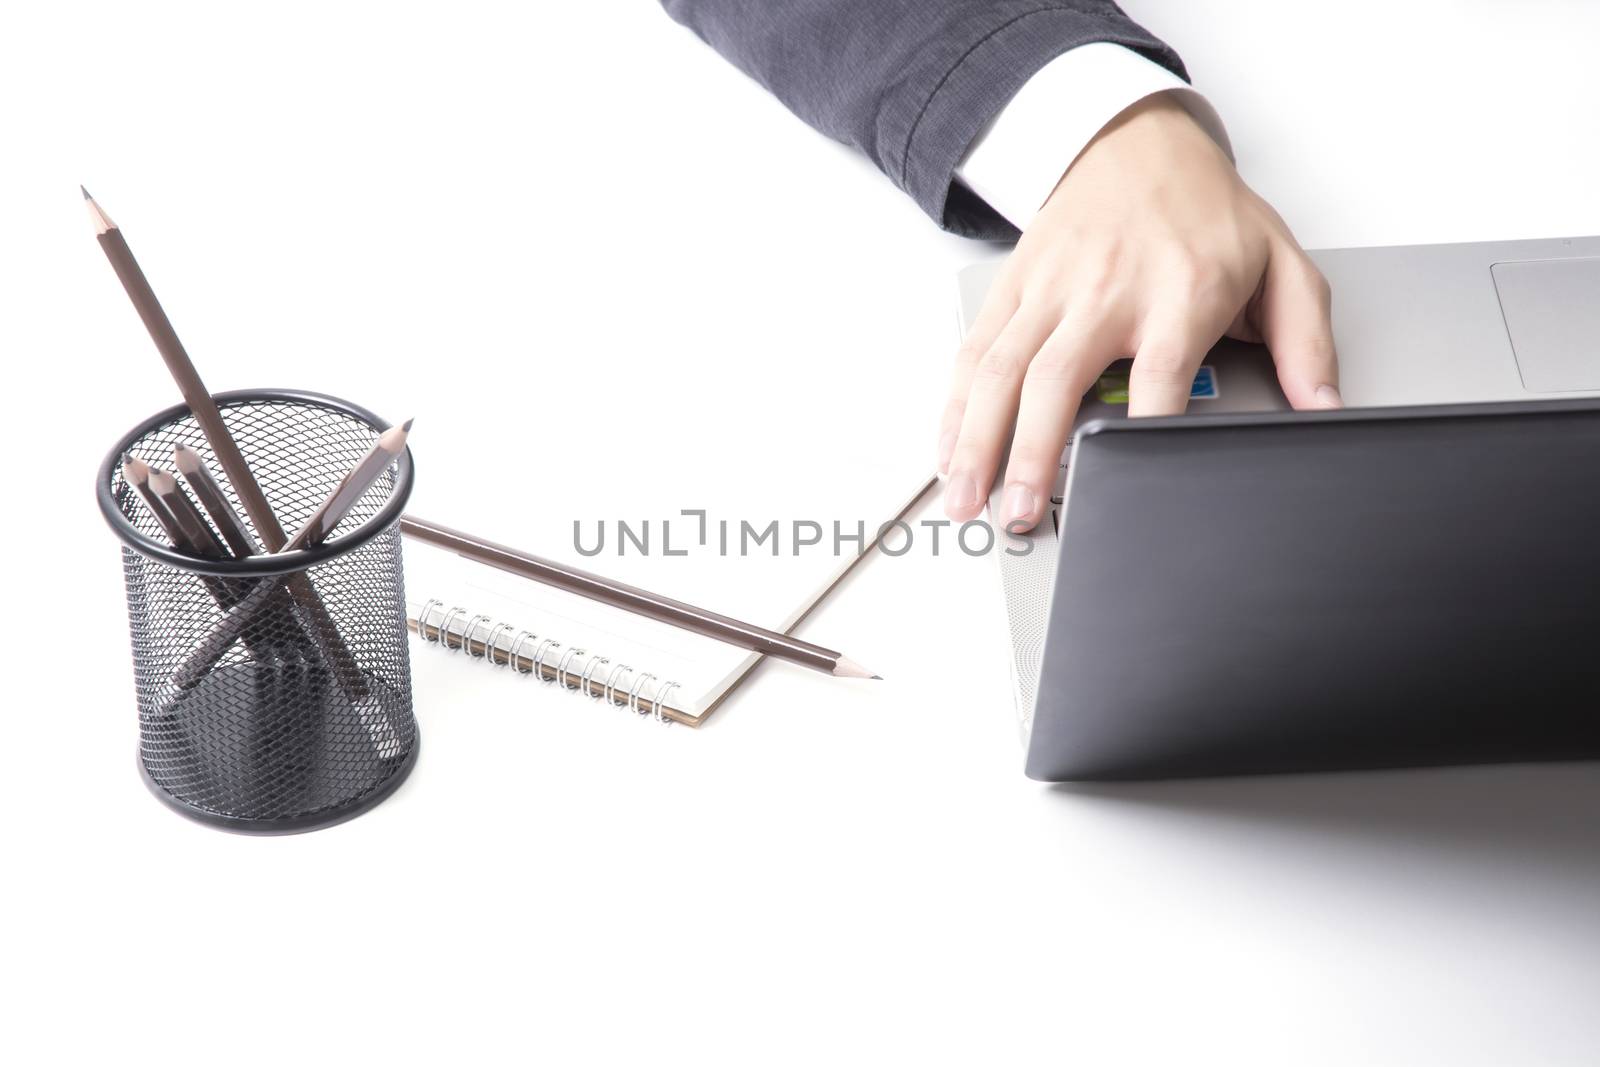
[1002,484,1036,527]
[1315,384,1343,409]
[945,472,979,514]
[936,431,957,473]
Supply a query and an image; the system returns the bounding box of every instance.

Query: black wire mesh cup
[97,389,418,833]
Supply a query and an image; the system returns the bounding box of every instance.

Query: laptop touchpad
[1491,257,1600,392]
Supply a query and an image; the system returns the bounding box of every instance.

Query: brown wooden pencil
[397,516,879,679]
[124,457,204,556]
[84,187,288,550]
[146,467,228,560]
[173,444,260,558]
[282,419,413,550]
[86,189,369,696]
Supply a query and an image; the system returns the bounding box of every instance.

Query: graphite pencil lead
[80,184,91,200]
[400,417,414,433]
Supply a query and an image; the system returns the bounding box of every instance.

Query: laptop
[956,235,1600,780]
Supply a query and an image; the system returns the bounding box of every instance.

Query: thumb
[1259,248,1342,410]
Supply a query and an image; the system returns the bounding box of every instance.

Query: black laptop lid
[1028,399,1600,781]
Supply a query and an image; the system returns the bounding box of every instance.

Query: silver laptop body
[957,235,1600,776]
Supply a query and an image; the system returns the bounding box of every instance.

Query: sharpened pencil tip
[122,455,150,483]
[83,189,115,233]
[872,675,883,680]
[378,418,414,452]
[833,655,878,679]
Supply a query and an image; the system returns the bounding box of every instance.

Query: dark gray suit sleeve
[659,1,1188,240]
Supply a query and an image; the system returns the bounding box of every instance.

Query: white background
[4,2,1600,1063]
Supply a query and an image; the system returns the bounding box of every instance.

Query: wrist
[1045,92,1233,207]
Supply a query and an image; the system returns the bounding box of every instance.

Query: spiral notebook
[392,241,949,729]
[402,474,935,726]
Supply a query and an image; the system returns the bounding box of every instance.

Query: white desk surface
[5,2,1600,1063]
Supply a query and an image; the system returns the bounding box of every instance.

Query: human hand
[938,93,1340,531]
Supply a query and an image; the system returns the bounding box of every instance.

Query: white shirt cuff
[956,41,1233,231]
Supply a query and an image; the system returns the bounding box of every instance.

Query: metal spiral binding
[437,606,465,650]
[579,655,609,698]
[555,647,584,689]
[418,599,444,642]
[410,599,679,724]
[508,630,536,674]
[627,673,655,717]
[461,615,492,660]
[530,638,558,682]
[603,663,633,707]
[483,622,515,666]
[651,681,679,726]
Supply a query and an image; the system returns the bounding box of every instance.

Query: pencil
[124,457,207,556]
[172,420,414,689]
[281,419,413,550]
[84,187,288,550]
[146,467,228,560]
[397,516,879,679]
[173,444,260,558]
[85,189,372,697]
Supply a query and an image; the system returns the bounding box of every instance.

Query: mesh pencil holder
[97,389,418,833]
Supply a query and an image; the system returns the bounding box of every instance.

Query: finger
[1127,308,1228,417]
[997,317,1117,531]
[939,282,1019,473]
[943,306,1056,521]
[1259,249,1341,409]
